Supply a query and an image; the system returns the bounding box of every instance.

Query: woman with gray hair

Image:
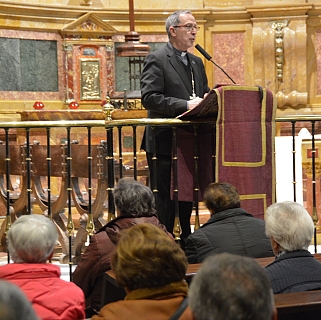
[0,214,85,320]
[73,177,172,317]
[265,201,321,293]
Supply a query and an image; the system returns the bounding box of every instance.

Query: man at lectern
[140,10,209,246]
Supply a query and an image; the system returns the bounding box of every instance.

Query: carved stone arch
[60,12,117,39]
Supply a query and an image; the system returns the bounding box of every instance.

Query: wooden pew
[275,290,321,320]
[101,253,321,316]
[185,254,282,280]
[101,270,126,307]
[100,258,273,307]
[184,255,276,284]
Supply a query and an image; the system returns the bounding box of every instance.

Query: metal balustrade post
[25,128,32,215]
[46,127,52,220]
[193,125,200,230]
[45,128,53,266]
[118,127,123,179]
[212,124,216,182]
[106,127,115,221]
[172,126,180,242]
[4,128,11,264]
[291,121,297,202]
[86,126,94,239]
[132,125,137,180]
[151,126,158,198]
[311,121,318,253]
[65,127,74,281]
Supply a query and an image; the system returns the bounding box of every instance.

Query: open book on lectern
[176,86,219,120]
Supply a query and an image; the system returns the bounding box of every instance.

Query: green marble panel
[0,38,58,92]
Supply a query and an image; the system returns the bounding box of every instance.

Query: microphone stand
[209,59,236,84]
[195,44,236,84]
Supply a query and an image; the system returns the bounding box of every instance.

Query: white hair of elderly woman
[265,201,314,252]
[7,214,58,263]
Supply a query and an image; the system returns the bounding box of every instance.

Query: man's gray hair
[265,201,314,251]
[113,177,156,216]
[165,10,192,37]
[189,253,275,320]
[7,214,58,263]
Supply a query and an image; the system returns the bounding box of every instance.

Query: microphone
[195,44,236,84]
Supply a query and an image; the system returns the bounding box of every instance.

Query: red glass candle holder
[33,101,44,110]
[69,101,79,109]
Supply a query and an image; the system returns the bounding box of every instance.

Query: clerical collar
[168,42,187,56]
[172,46,188,66]
[173,47,187,57]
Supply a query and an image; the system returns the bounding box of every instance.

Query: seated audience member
[0,214,85,320]
[188,253,277,320]
[265,201,321,293]
[73,178,172,317]
[92,223,193,320]
[185,182,274,263]
[0,280,39,320]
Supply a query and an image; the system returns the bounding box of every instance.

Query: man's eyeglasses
[173,24,200,32]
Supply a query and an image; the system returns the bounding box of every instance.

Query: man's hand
[187,97,203,110]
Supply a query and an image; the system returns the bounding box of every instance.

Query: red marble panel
[105,47,115,96]
[213,32,245,86]
[316,29,321,96]
[141,35,168,42]
[66,48,74,101]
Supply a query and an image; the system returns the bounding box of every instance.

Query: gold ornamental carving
[270,19,289,84]
[80,59,101,100]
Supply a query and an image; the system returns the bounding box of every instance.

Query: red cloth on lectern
[215,85,276,219]
[172,85,276,220]
[172,126,214,202]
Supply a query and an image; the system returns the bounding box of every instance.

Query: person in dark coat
[72,178,172,317]
[264,201,321,294]
[185,182,274,264]
[140,10,209,243]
